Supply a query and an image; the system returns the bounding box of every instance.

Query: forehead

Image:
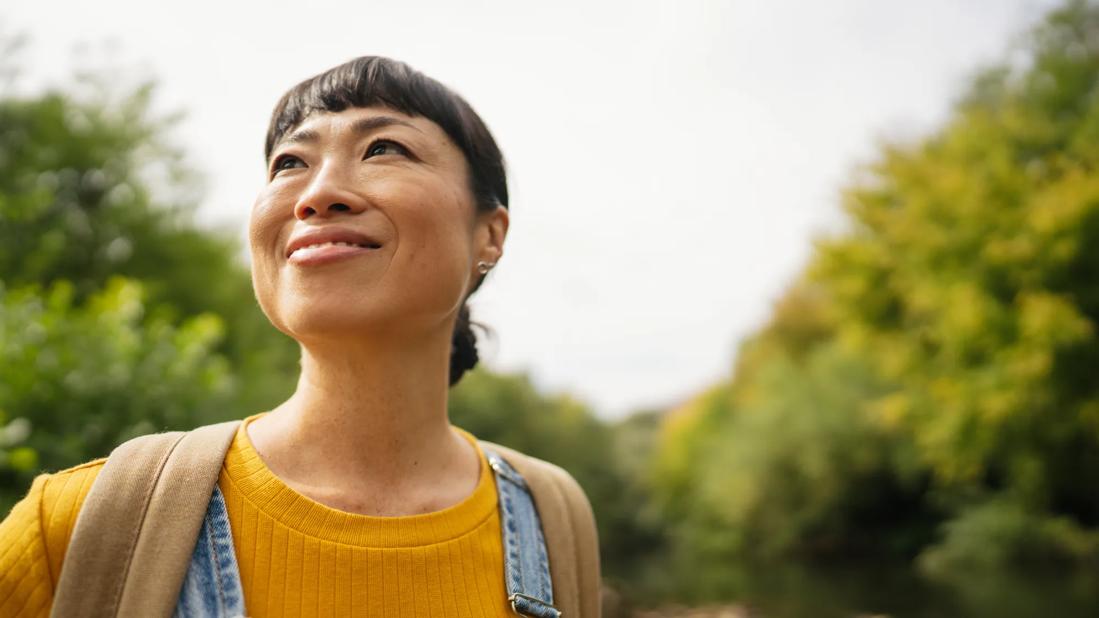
[277,106,449,149]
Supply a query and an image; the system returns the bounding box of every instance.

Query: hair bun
[449,304,479,386]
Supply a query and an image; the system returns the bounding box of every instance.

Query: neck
[248,326,473,496]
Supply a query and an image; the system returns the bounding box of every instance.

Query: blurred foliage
[0,52,299,509]
[0,69,300,418]
[647,0,1099,603]
[0,278,233,490]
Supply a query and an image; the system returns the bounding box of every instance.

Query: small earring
[477,260,496,275]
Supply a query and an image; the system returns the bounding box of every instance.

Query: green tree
[813,0,1099,560]
[0,64,299,418]
[0,51,298,506]
[650,0,1099,588]
[0,278,233,509]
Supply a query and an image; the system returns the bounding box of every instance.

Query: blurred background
[3,0,1099,615]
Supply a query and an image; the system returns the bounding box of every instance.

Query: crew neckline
[219,413,498,548]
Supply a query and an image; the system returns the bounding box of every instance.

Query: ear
[474,205,509,267]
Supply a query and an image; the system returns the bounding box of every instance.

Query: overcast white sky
[6,0,1058,418]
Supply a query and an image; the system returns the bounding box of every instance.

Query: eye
[271,154,305,177]
[364,139,409,159]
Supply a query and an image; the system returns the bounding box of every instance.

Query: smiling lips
[285,227,383,266]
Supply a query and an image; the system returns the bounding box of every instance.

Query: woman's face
[249,105,506,343]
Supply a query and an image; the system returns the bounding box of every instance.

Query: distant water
[649,561,1099,618]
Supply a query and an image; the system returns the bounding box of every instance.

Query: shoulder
[8,459,107,539]
[35,460,107,570]
[0,458,106,611]
[38,458,107,523]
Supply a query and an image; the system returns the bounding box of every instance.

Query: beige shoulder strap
[479,440,602,618]
[52,420,240,618]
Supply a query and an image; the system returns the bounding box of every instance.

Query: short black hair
[265,57,507,386]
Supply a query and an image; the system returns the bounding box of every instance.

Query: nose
[293,164,368,221]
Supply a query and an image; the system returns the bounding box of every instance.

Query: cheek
[388,182,476,303]
[247,195,290,329]
[249,187,291,254]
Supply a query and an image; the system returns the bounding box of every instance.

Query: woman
[0,56,601,617]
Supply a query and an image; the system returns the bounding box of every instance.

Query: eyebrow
[280,115,423,147]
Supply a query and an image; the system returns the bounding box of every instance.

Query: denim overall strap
[482,447,561,618]
[174,484,247,618]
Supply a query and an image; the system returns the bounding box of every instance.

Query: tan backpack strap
[479,441,602,617]
[52,431,185,617]
[52,420,241,618]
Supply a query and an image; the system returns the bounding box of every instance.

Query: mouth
[287,241,382,266]
[287,239,382,257]
[285,227,385,266]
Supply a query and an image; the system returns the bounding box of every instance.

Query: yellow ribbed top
[0,419,511,617]
[222,416,511,616]
[0,458,103,616]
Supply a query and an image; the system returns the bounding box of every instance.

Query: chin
[278,298,386,341]
[277,302,447,347]
[257,277,466,344]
